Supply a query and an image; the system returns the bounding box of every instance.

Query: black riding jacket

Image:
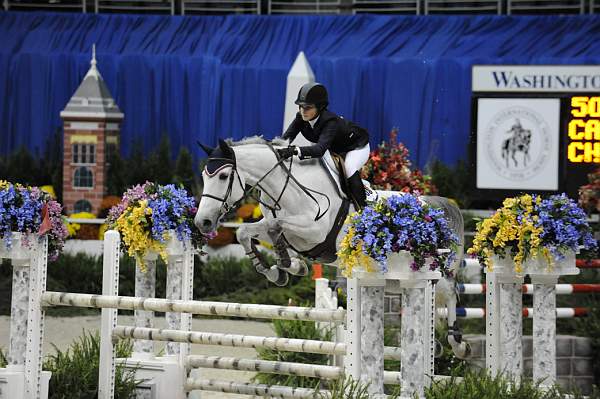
[282,110,370,159]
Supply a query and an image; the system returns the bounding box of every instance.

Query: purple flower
[348,193,459,274]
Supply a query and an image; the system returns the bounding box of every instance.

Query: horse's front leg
[236,222,289,286]
[265,218,308,277]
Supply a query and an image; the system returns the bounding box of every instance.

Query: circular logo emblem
[483,106,552,181]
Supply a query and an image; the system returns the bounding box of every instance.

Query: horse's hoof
[286,258,308,276]
[266,266,289,286]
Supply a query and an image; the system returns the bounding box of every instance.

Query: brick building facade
[60,48,123,215]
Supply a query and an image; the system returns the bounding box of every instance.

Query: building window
[74,167,93,188]
[74,200,92,213]
[72,143,95,164]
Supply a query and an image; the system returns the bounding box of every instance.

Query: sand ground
[0,315,277,398]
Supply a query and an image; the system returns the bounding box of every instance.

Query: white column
[344,277,386,396]
[99,230,121,399]
[178,248,194,365]
[531,274,558,388]
[399,278,436,398]
[486,269,523,379]
[133,257,157,358]
[165,256,183,356]
[8,261,30,367]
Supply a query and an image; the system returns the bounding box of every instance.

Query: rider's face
[299,104,318,121]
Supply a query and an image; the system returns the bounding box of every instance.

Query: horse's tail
[420,195,464,262]
[421,195,470,359]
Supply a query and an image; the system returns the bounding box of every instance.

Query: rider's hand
[277,146,298,160]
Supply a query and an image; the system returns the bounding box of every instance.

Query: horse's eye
[219,173,229,181]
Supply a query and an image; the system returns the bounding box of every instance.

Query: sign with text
[473,65,600,93]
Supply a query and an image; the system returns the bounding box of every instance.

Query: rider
[277,82,370,209]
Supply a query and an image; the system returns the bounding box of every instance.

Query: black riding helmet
[295,82,328,111]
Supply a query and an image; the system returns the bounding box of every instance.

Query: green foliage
[424,369,594,399]
[315,375,377,399]
[146,134,173,185]
[44,331,139,399]
[253,317,331,388]
[429,160,474,208]
[174,147,196,195]
[196,255,315,306]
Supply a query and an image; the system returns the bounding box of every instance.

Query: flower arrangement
[0,180,68,261]
[337,193,459,277]
[107,182,205,270]
[468,193,597,274]
[361,129,437,195]
[579,167,600,213]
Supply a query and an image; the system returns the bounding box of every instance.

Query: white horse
[194,137,469,358]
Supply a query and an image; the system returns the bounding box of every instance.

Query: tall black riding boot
[347,171,367,210]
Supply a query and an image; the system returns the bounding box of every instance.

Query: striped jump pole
[436,307,588,319]
[457,283,600,294]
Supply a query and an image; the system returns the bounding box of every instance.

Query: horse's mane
[227,135,288,147]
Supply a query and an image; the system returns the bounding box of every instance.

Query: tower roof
[61,45,123,121]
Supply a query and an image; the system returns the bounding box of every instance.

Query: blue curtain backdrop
[1,12,600,167]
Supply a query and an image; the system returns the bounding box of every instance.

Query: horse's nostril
[202,219,212,228]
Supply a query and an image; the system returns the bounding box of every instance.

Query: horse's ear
[218,139,233,158]
[197,141,214,155]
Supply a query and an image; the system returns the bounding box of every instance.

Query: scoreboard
[567,96,600,164]
[471,65,600,199]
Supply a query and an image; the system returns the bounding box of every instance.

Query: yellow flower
[0,180,9,190]
[115,200,168,272]
[337,226,375,277]
[40,185,56,199]
[468,194,544,273]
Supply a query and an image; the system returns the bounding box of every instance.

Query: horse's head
[194,139,246,234]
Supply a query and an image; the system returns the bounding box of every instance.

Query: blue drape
[1,12,600,166]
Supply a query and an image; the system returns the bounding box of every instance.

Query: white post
[165,256,183,356]
[344,277,385,397]
[531,274,558,388]
[133,256,157,358]
[8,260,30,367]
[283,51,315,131]
[485,268,523,379]
[24,235,48,399]
[99,230,121,399]
[178,247,194,365]
[399,278,436,398]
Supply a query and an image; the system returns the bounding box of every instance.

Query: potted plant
[107,182,205,270]
[360,129,437,195]
[527,193,597,274]
[0,180,67,261]
[468,193,597,275]
[337,193,459,278]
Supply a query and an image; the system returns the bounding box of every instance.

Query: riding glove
[276,146,299,160]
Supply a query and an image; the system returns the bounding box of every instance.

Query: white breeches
[344,143,370,177]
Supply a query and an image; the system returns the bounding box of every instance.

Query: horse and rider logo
[483,106,552,182]
[501,119,532,168]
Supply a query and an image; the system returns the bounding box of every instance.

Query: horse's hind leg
[266,219,308,277]
[236,223,289,286]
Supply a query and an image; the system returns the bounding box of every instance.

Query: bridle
[200,143,331,222]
